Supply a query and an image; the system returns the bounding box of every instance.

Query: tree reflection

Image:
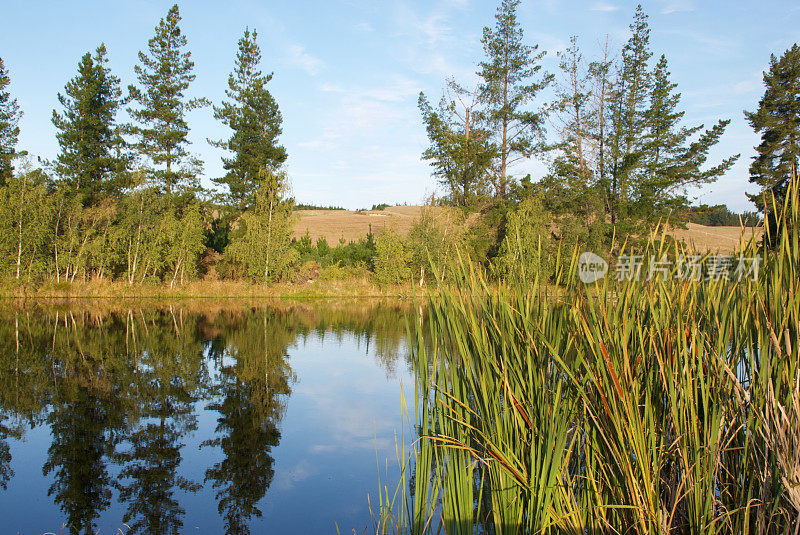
[114,309,205,535]
[0,413,20,491]
[203,309,295,535]
[43,377,123,535]
[0,300,413,532]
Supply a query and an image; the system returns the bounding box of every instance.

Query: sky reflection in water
[0,301,413,534]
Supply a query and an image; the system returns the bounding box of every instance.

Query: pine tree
[418,81,494,206]
[746,44,800,232]
[638,55,737,217]
[128,4,208,195]
[590,37,614,203]
[0,58,22,186]
[552,35,596,187]
[52,45,127,204]
[607,4,652,223]
[478,0,552,199]
[212,29,287,211]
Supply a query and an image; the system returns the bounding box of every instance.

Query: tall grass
[375,176,800,534]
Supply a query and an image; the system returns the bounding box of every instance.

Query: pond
[0,300,415,534]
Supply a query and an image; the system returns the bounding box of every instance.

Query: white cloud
[693,35,737,57]
[590,2,619,12]
[355,21,374,32]
[285,44,325,76]
[731,72,763,95]
[390,2,476,78]
[273,459,320,491]
[300,75,421,152]
[659,0,695,15]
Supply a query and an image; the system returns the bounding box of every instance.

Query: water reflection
[0,301,413,534]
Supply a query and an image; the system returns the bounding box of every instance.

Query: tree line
[0,2,796,287]
[403,0,797,282]
[0,5,292,285]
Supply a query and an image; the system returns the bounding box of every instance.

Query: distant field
[292,205,424,242]
[292,206,761,252]
[667,222,762,252]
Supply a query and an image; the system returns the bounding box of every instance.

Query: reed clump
[374,177,800,534]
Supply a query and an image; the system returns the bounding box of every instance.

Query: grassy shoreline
[0,276,431,301]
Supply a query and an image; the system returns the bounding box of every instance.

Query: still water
[0,300,414,534]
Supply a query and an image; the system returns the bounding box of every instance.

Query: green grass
[374,176,800,533]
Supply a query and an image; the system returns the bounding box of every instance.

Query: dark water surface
[0,300,414,534]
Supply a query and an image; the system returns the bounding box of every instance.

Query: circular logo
[578,252,608,283]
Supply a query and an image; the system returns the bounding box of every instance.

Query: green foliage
[317,262,372,281]
[0,164,54,280]
[52,190,118,282]
[205,215,230,254]
[226,170,296,284]
[165,200,206,287]
[478,0,552,198]
[127,4,208,195]
[294,203,345,211]
[52,45,127,204]
[551,35,595,188]
[636,54,738,218]
[535,5,738,243]
[746,44,800,238]
[685,204,761,227]
[493,195,554,281]
[0,58,22,186]
[603,7,736,225]
[418,83,494,206]
[291,227,376,271]
[212,29,287,210]
[374,227,410,286]
[406,206,467,284]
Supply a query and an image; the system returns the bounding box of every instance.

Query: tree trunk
[264,194,274,286]
[15,173,25,280]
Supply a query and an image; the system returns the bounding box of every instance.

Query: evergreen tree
[589,37,614,203]
[212,29,287,211]
[543,36,608,240]
[638,55,737,217]
[0,58,22,186]
[52,45,127,204]
[552,35,596,188]
[607,4,652,223]
[128,4,208,195]
[418,81,494,206]
[746,44,800,235]
[478,0,552,199]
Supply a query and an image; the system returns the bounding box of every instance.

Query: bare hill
[292,205,425,242]
[292,206,761,253]
[668,222,762,252]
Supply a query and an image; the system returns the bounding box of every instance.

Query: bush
[492,196,554,281]
[406,206,467,285]
[374,227,410,286]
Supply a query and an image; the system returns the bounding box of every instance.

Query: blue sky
[1,0,798,211]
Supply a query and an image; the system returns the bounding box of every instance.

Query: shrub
[374,227,410,286]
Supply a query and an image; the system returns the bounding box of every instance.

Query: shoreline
[0,278,429,301]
